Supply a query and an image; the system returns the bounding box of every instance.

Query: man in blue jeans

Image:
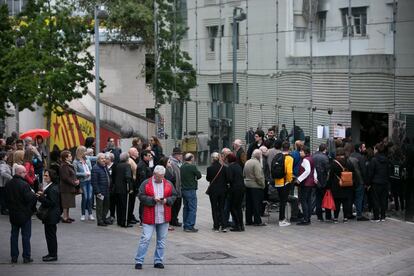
[6,165,37,264]
[134,166,177,270]
[180,153,202,232]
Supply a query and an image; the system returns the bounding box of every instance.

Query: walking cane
[125,181,130,227]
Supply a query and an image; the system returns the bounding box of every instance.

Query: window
[206,25,219,52]
[230,22,240,50]
[209,84,238,119]
[341,7,367,37]
[317,11,327,41]
[295,27,306,42]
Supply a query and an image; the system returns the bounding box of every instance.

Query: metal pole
[309,0,314,150]
[154,0,158,138]
[15,102,19,134]
[94,5,101,153]
[232,8,237,144]
[348,0,352,110]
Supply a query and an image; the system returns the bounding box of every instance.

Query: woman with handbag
[329,147,354,223]
[73,146,94,222]
[36,169,60,262]
[206,152,228,232]
[59,150,80,223]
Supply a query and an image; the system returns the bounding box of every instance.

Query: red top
[142,178,173,225]
[24,161,36,186]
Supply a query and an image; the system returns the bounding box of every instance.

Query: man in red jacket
[134,165,177,270]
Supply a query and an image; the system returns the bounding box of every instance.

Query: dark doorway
[353,112,388,148]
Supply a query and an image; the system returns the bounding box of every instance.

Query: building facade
[156,0,414,153]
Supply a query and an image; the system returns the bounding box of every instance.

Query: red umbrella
[20,129,50,140]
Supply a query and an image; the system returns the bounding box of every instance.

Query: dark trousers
[109,192,116,218]
[209,192,226,229]
[229,188,245,229]
[277,183,291,221]
[245,187,263,225]
[44,224,57,257]
[10,219,31,259]
[223,194,231,227]
[0,187,8,212]
[372,184,388,220]
[334,197,351,219]
[171,197,182,225]
[115,193,128,226]
[96,195,110,224]
[300,185,313,222]
[315,187,324,219]
[128,191,137,222]
[391,179,404,211]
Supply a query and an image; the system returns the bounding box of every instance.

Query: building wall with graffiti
[50,111,120,152]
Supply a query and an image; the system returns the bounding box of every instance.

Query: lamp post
[14,36,26,134]
[94,5,108,152]
[232,7,246,143]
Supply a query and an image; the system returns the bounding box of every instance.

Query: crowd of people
[0,127,413,269]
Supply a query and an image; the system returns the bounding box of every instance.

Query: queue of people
[1,127,412,270]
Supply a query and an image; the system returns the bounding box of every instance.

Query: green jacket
[180,162,202,190]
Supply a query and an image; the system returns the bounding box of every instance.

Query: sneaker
[89,214,95,221]
[279,220,291,227]
[380,218,386,222]
[80,215,86,221]
[371,219,380,223]
[212,228,219,233]
[333,219,338,224]
[23,258,33,264]
[135,263,142,270]
[343,218,348,223]
[220,227,228,232]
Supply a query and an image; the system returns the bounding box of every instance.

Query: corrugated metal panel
[396,77,414,115]
[351,73,394,113]
[278,72,311,108]
[313,73,349,109]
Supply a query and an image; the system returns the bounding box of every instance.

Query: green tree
[79,0,196,107]
[1,0,96,133]
[0,4,18,118]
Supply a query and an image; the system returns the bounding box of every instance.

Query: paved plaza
[1,176,414,276]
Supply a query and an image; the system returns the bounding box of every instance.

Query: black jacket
[112,161,132,194]
[226,162,245,191]
[328,158,354,199]
[136,160,153,188]
[5,175,37,226]
[38,183,61,225]
[368,153,390,186]
[206,161,228,195]
[312,151,330,188]
[247,141,264,160]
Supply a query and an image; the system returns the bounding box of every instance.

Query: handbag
[334,160,353,187]
[206,165,224,195]
[36,205,49,221]
[321,189,336,211]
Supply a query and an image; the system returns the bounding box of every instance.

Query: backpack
[334,160,353,187]
[271,153,286,179]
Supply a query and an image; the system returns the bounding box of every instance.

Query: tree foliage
[0,0,96,120]
[79,0,197,107]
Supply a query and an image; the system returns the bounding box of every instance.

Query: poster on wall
[317,125,330,139]
[391,119,406,146]
[333,124,346,138]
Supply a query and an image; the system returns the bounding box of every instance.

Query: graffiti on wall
[50,110,120,152]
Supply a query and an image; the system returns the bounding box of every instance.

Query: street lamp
[232,7,246,143]
[14,36,26,134]
[94,5,108,153]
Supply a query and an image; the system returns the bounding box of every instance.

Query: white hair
[234,139,242,146]
[97,153,106,159]
[86,148,94,156]
[211,152,220,160]
[184,153,194,162]
[105,152,115,161]
[153,165,166,175]
[119,152,130,162]
[252,149,262,160]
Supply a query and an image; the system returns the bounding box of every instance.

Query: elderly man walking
[134,165,177,270]
[6,165,37,263]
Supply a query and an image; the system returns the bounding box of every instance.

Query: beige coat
[243,158,265,189]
